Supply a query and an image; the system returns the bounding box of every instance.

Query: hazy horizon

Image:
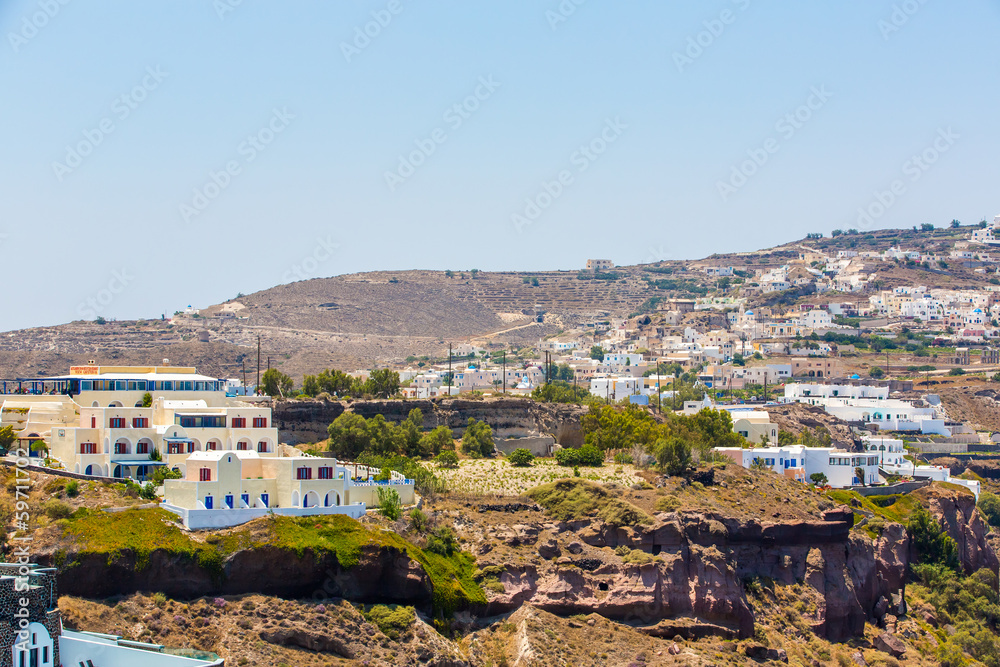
[2,1,998,331]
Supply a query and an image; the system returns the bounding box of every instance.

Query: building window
[132,417,148,428]
[319,466,333,479]
[80,442,97,454]
[231,417,246,428]
[257,441,269,453]
[237,441,249,451]
[253,417,267,428]
[109,417,125,428]
[114,441,129,454]
[296,467,312,480]
[199,468,211,482]
[136,441,150,454]
[207,441,218,450]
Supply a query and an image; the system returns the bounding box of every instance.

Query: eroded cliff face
[477,508,900,642]
[273,397,589,446]
[39,543,433,605]
[920,487,999,575]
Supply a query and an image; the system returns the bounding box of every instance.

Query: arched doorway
[324,492,340,507]
[303,491,320,508]
[12,621,54,667]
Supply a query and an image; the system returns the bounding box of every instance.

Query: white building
[589,375,641,400]
[716,444,880,487]
[5,365,280,481]
[162,449,415,529]
[862,436,980,498]
[797,309,834,329]
[784,383,889,401]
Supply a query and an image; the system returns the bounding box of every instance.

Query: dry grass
[422,458,641,497]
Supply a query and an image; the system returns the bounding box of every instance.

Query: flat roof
[44,373,222,382]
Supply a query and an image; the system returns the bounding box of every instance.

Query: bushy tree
[364,369,400,398]
[978,492,1000,528]
[461,418,494,457]
[507,448,534,466]
[654,436,691,476]
[0,425,16,455]
[260,368,294,397]
[590,346,605,362]
[809,472,828,486]
[141,392,153,407]
[869,366,885,378]
[908,505,960,570]
[421,426,454,457]
[435,450,459,468]
[376,486,402,521]
[327,412,372,459]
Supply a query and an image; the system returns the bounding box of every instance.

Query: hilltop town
[5,220,1000,665]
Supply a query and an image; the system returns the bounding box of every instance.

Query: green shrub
[613,452,633,465]
[655,495,680,513]
[525,478,651,527]
[43,499,73,520]
[376,486,402,521]
[65,480,79,498]
[555,443,604,467]
[507,448,534,467]
[978,492,1000,528]
[363,604,415,640]
[908,505,959,570]
[425,526,458,556]
[435,450,459,469]
[409,508,428,533]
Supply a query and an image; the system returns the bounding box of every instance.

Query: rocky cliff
[475,507,898,642]
[274,397,589,447]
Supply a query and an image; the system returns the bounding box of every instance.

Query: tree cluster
[327,408,452,460]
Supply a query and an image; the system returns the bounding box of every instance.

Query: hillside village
[6,223,1000,665]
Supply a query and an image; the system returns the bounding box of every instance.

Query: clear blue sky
[2,1,998,331]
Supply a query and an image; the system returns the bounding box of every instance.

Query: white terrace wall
[161,502,366,530]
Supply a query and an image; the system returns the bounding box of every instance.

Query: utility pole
[885,349,890,378]
[241,358,246,392]
[448,344,453,394]
[655,350,661,414]
[502,350,506,394]
[256,335,261,395]
[672,375,676,411]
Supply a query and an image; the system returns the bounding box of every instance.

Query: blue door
[225,494,234,509]
[260,493,268,508]
[241,493,249,507]
[205,496,213,509]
